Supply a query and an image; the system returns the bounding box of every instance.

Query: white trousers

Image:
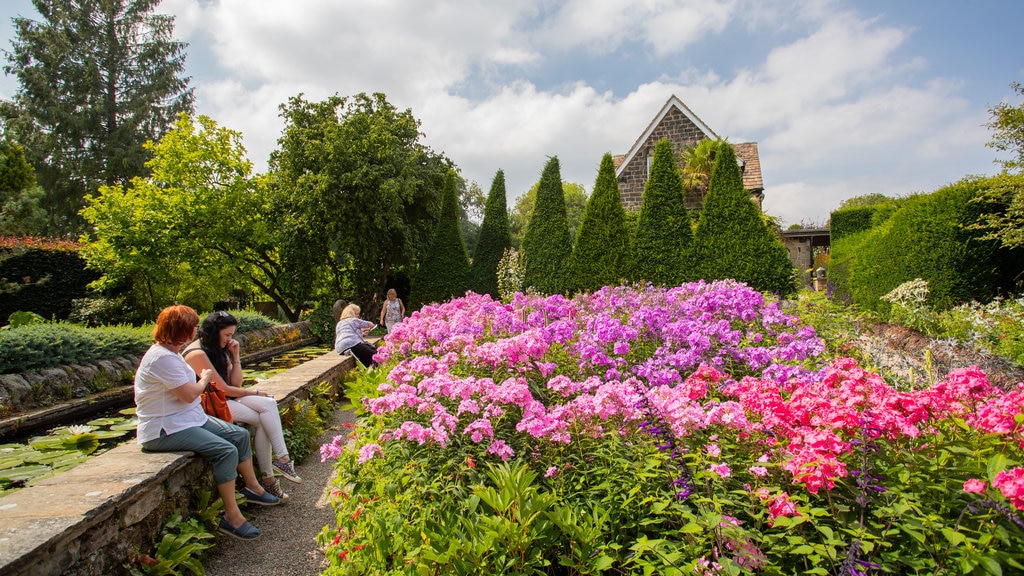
[227,395,289,477]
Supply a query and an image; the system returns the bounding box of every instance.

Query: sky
[1,0,1022,227]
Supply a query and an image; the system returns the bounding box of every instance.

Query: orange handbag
[200,381,233,423]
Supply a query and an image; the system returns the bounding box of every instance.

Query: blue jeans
[141,417,252,485]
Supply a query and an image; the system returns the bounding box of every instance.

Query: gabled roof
[614,95,719,178]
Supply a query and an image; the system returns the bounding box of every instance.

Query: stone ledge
[0,351,355,576]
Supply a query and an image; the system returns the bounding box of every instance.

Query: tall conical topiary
[633,138,694,285]
[692,142,795,294]
[569,153,633,293]
[468,169,511,297]
[522,156,572,294]
[412,169,470,306]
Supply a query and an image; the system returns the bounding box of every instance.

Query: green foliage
[6,310,44,328]
[986,80,1024,175]
[230,309,281,333]
[633,139,693,286]
[971,171,1024,250]
[847,178,1024,312]
[412,170,470,307]
[509,179,588,250]
[693,142,795,294]
[0,245,99,322]
[569,153,633,293]
[4,0,194,235]
[280,382,340,463]
[522,157,573,294]
[80,114,292,321]
[270,92,452,311]
[304,302,338,345]
[0,142,47,235]
[830,206,878,242]
[468,170,512,298]
[128,510,214,576]
[0,322,150,374]
[496,248,526,301]
[678,137,721,192]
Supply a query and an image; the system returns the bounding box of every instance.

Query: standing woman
[135,305,279,541]
[334,303,378,367]
[379,288,406,334]
[183,311,301,503]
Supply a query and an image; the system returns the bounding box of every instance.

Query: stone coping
[0,350,355,576]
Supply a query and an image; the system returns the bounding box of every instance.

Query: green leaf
[941,527,966,546]
[988,453,1009,480]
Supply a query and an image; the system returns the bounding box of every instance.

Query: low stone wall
[0,350,354,576]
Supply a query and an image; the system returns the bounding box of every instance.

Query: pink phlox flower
[457,398,481,415]
[993,467,1024,510]
[767,492,799,525]
[357,443,383,464]
[545,466,560,478]
[709,463,732,478]
[463,418,494,443]
[705,443,721,458]
[320,435,345,462]
[486,439,515,461]
[963,478,987,493]
[749,466,769,477]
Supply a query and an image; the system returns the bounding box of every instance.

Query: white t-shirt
[134,344,208,444]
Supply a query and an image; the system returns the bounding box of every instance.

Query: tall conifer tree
[523,156,572,294]
[468,169,511,297]
[5,0,194,234]
[412,169,470,306]
[633,139,693,285]
[569,153,633,292]
[693,142,795,294]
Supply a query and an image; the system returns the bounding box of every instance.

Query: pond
[0,345,330,497]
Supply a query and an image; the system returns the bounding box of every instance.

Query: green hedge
[1,247,98,323]
[829,206,877,242]
[846,178,1024,312]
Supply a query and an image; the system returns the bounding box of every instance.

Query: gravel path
[203,407,354,576]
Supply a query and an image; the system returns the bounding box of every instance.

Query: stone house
[612,95,764,211]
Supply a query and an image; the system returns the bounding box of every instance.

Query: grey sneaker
[260,476,289,503]
[273,458,303,484]
[240,486,280,506]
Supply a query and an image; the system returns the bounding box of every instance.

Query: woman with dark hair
[135,305,278,541]
[183,311,301,503]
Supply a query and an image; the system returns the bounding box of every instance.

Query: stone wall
[617,106,708,210]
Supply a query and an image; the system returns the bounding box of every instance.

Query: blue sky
[1,0,1022,226]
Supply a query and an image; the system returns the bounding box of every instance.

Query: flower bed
[320,282,1024,574]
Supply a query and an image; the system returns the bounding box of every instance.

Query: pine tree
[468,169,511,297]
[522,156,573,294]
[633,139,694,285]
[412,169,470,306]
[569,153,633,293]
[692,142,795,294]
[5,0,194,234]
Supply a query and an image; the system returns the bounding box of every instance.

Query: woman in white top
[135,305,278,541]
[183,311,301,503]
[334,303,377,367]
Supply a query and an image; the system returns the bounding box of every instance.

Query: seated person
[135,305,279,541]
[183,311,302,504]
[334,303,378,367]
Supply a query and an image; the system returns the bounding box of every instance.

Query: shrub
[0,240,99,322]
[468,169,511,298]
[303,302,337,346]
[848,178,1024,312]
[693,142,795,295]
[411,169,470,307]
[829,206,878,241]
[632,139,693,285]
[569,153,633,293]
[0,322,150,374]
[522,157,572,294]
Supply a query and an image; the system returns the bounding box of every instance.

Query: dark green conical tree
[523,156,572,294]
[468,169,511,297]
[633,139,694,285]
[412,169,470,306]
[569,153,633,293]
[692,142,795,294]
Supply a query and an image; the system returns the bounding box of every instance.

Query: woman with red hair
[135,305,279,541]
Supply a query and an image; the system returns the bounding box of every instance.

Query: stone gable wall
[617,107,708,211]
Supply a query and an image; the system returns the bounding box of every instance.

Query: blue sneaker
[241,486,281,506]
[219,516,260,540]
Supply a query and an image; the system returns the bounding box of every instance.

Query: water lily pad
[0,464,52,483]
[86,417,123,426]
[50,453,90,471]
[111,420,139,431]
[118,407,137,416]
[93,429,129,440]
[31,449,81,465]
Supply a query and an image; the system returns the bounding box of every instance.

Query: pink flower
[993,467,1024,510]
[544,466,559,478]
[357,443,383,464]
[749,466,769,477]
[963,478,987,493]
[709,463,732,478]
[767,492,799,525]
